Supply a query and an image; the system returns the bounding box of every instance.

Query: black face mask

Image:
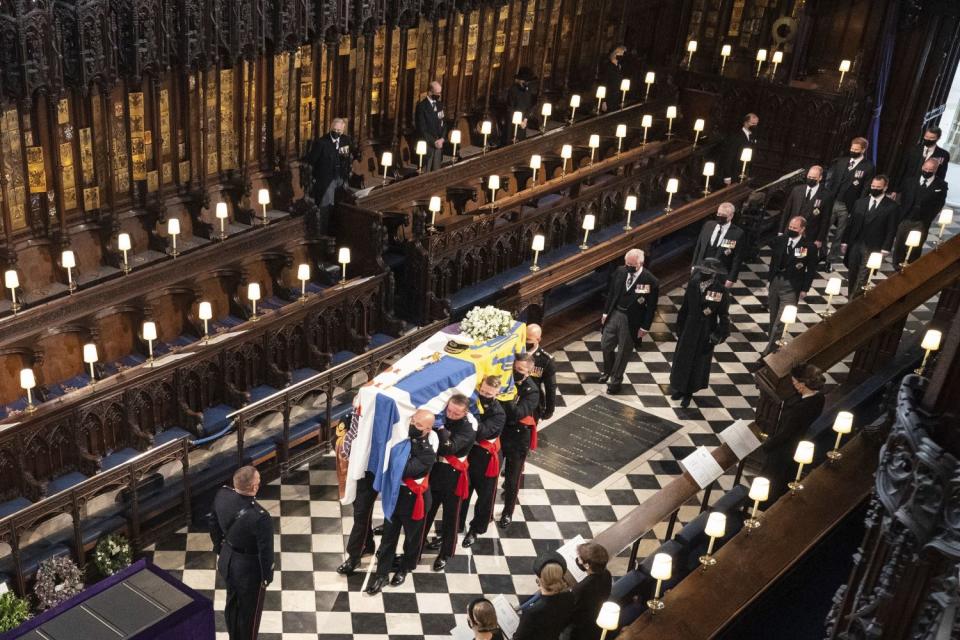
[806,178,819,187]
[746,125,756,132]
[525,342,536,351]
[869,188,885,198]
[408,424,421,440]
[921,170,934,180]
[575,558,587,572]
[627,265,638,274]
[717,215,729,224]
[431,93,441,101]
[850,151,862,159]
[615,54,623,62]
[787,229,800,239]
[923,139,936,147]
[331,132,341,139]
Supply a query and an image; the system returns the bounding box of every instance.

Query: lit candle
[20,368,37,412]
[595,85,606,113]
[686,40,698,68]
[83,343,98,386]
[488,175,501,205]
[665,106,677,137]
[530,154,542,184]
[62,250,77,292]
[580,214,595,250]
[530,234,545,272]
[569,95,581,124]
[720,44,732,75]
[936,208,953,246]
[739,147,753,181]
[142,321,157,365]
[415,140,428,172]
[338,247,351,284]
[619,78,630,108]
[827,411,854,461]
[902,229,923,267]
[641,114,652,145]
[665,178,679,212]
[699,512,726,570]
[755,48,767,78]
[4,269,19,314]
[823,276,842,317]
[247,282,261,322]
[381,150,393,184]
[541,102,552,131]
[838,59,851,90]
[480,120,492,152]
[917,329,942,376]
[512,110,524,143]
[560,144,573,176]
[789,440,815,493]
[777,304,798,346]
[449,129,461,160]
[624,194,637,230]
[215,202,228,240]
[167,217,181,256]
[428,195,442,230]
[615,124,627,154]
[198,301,213,340]
[297,263,310,301]
[744,477,770,531]
[644,71,655,101]
[597,601,622,634]
[257,188,270,224]
[588,134,600,164]
[771,50,783,76]
[646,553,672,613]
[864,251,883,291]
[702,161,715,196]
[693,118,705,147]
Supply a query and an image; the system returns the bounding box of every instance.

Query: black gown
[670,276,731,395]
[762,392,826,502]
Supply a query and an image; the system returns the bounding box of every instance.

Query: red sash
[520,415,539,450]
[477,438,501,477]
[402,476,430,520]
[443,455,470,499]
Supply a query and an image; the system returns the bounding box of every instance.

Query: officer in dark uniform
[459,375,507,548]
[525,324,557,420]
[422,394,478,571]
[365,409,438,594]
[499,353,541,529]
[208,466,274,640]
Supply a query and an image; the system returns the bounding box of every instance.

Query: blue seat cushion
[305,282,326,294]
[101,447,140,470]
[292,367,318,384]
[274,417,323,445]
[216,315,245,329]
[202,404,234,436]
[45,374,91,400]
[249,384,277,403]
[0,542,71,578]
[245,437,278,463]
[0,497,32,519]
[47,471,89,496]
[713,484,749,515]
[80,515,126,547]
[260,296,285,311]
[611,568,651,604]
[368,333,394,349]
[154,426,191,446]
[543,271,608,318]
[331,350,356,366]
[329,402,353,425]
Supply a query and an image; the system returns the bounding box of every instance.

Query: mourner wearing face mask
[458,376,507,548]
[691,202,744,287]
[840,175,899,298]
[824,136,875,264]
[669,258,731,408]
[779,165,833,252]
[415,80,447,171]
[525,324,557,420]
[303,117,356,233]
[422,395,477,571]
[365,409,438,594]
[759,216,819,359]
[891,157,948,270]
[891,125,950,195]
[499,353,540,529]
[717,113,758,185]
[599,249,660,394]
[598,45,627,112]
[568,542,612,640]
[504,67,538,144]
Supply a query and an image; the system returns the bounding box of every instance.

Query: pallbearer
[460,376,507,548]
[499,353,541,529]
[526,324,557,420]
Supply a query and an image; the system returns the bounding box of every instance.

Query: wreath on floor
[0,591,31,632]
[93,534,132,577]
[34,556,84,610]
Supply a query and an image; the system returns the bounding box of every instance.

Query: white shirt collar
[870,194,884,206]
[849,156,863,168]
[806,183,819,195]
[742,127,752,138]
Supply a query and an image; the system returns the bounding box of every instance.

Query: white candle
[297,263,310,299]
[20,368,36,411]
[381,151,393,183]
[83,343,98,384]
[198,301,212,338]
[338,247,351,283]
[4,269,17,311]
[215,202,228,237]
[142,321,157,364]
[62,250,76,290]
[720,44,732,74]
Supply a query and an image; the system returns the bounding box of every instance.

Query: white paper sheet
[679,446,724,489]
[492,594,520,639]
[718,419,762,460]
[555,535,588,582]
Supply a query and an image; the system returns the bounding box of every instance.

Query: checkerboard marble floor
[145,235,945,639]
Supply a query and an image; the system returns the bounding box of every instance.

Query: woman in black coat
[569,542,613,640]
[670,258,731,407]
[514,562,575,640]
[762,362,826,502]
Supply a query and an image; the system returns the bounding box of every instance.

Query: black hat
[697,257,727,277]
[515,66,537,82]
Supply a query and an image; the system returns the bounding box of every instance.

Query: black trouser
[423,463,466,558]
[345,471,377,561]
[459,446,499,535]
[601,309,634,384]
[892,219,928,270]
[376,485,432,576]
[220,548,266,640]
[501,425,531,520]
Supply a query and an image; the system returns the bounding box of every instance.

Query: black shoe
[607,383,622,394]
[433,556,448,572]
[337,557,360,576]
[372,524,384,536]
[390,569,408,587]
[670,391,684,401]
[365,574,388,595]
[425,537,443,551]
[680,395,692,408]
[462,532,477,548]
[598,373,609,384]
[498,515,512,529]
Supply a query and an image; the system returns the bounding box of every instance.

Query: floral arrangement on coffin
[93,533,133,578]
[459,305,515,343]
[34,556,84,610]
[0,591,31,632]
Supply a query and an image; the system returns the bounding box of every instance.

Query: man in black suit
[778,165,833,252]
[825,136,875,263]
[717,113,758,185]
[892,125,951,193]
[599,248,660,394]
[598,45,627,112]
[504,67,537,144]
[891,158,948,270]
[304,117,356,233]
[762,216,819,356]
[691,202,744,287]
[841,175,899,298]
[415,80,446,172]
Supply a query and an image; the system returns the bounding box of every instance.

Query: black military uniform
[208,486,274,640]
[368,429,438,592]
[529,347,557,420]
[423,411,477,568]
[762,233,819,356]
[337,471,378,575]
[304,131,356,232]
[459,395,507,544]
[500,374,540,527]
[600,265,660,391]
